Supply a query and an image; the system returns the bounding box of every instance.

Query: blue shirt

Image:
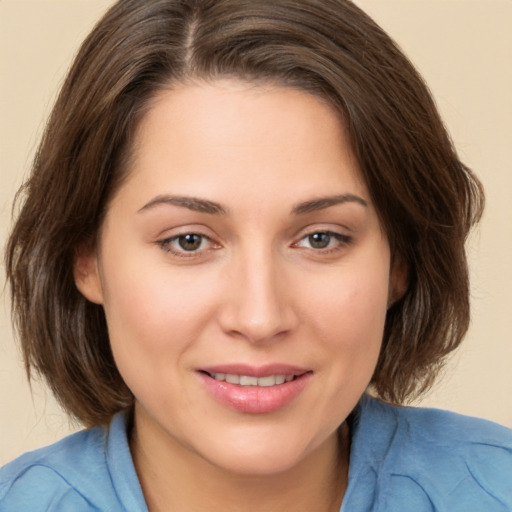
[1,396,511,511]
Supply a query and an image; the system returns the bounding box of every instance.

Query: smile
[206,372,296,387]
[198,366,312,414]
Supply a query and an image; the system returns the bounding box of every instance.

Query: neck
[130,408,350,512]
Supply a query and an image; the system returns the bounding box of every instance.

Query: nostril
[216,269,298,343]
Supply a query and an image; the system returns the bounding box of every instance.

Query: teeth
[239,375,258,386]
[210,373,294,386]
[225,374,239,384]
[258,375,278,387]
[275,375,285,385]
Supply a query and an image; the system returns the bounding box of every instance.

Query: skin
[75,80,405,512]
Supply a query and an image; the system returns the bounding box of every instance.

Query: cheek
[99,254,221,372]
[307,262,390,344]
[301,253,390,390]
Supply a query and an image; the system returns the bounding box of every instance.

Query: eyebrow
[291,194,368,215]
[138,193,367,216]
[138,195,228,215]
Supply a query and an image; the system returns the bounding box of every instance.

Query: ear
[388,255,408,307]
[73,246,104,305]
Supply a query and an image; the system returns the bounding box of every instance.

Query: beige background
[1,0,511,465]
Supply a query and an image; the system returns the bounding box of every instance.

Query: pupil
[179,234,202,251]
[309,232,330,249]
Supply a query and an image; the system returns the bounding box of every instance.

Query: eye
[175,233,204,251]
[306,232,333,249]
[295,231,352,251]
[158,232,216,256]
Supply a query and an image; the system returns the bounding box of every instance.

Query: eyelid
[298,231,351,245]
[292,223,353,241]
[157,230,221,258]
[292,228,353,253]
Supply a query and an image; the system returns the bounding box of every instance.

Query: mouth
[201,371,299,387]
[197,365,312,414]
[198,363,311,386]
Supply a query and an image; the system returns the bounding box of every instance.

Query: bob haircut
[6,0,484,427]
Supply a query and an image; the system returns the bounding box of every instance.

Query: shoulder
[354,396,512,511]
[359,394,512,451]
[395,400,512,447]
[0,420,124,512]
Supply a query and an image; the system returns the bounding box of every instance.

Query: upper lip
[199,364,311,378]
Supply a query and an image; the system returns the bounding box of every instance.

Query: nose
[217,248,298,344]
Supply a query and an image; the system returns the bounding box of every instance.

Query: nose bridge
[220,241,294,343]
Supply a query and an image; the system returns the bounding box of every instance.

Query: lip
[200,363,310,378]
[197,364,312,414]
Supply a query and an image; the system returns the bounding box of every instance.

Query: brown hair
[5,0,484,426]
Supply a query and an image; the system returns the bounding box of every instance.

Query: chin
[209,450,305,477]
[197,428,323,477]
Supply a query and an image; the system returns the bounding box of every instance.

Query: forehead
[117,79,368,210]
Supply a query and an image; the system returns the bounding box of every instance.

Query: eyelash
[157,230,352,258]
[157,232,217,258]
[293,231,353,253]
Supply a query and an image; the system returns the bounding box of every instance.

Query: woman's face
[76,80,402,475]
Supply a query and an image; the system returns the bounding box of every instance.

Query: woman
[1,1,511,511]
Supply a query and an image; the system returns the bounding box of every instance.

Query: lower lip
[198,372,312,414]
